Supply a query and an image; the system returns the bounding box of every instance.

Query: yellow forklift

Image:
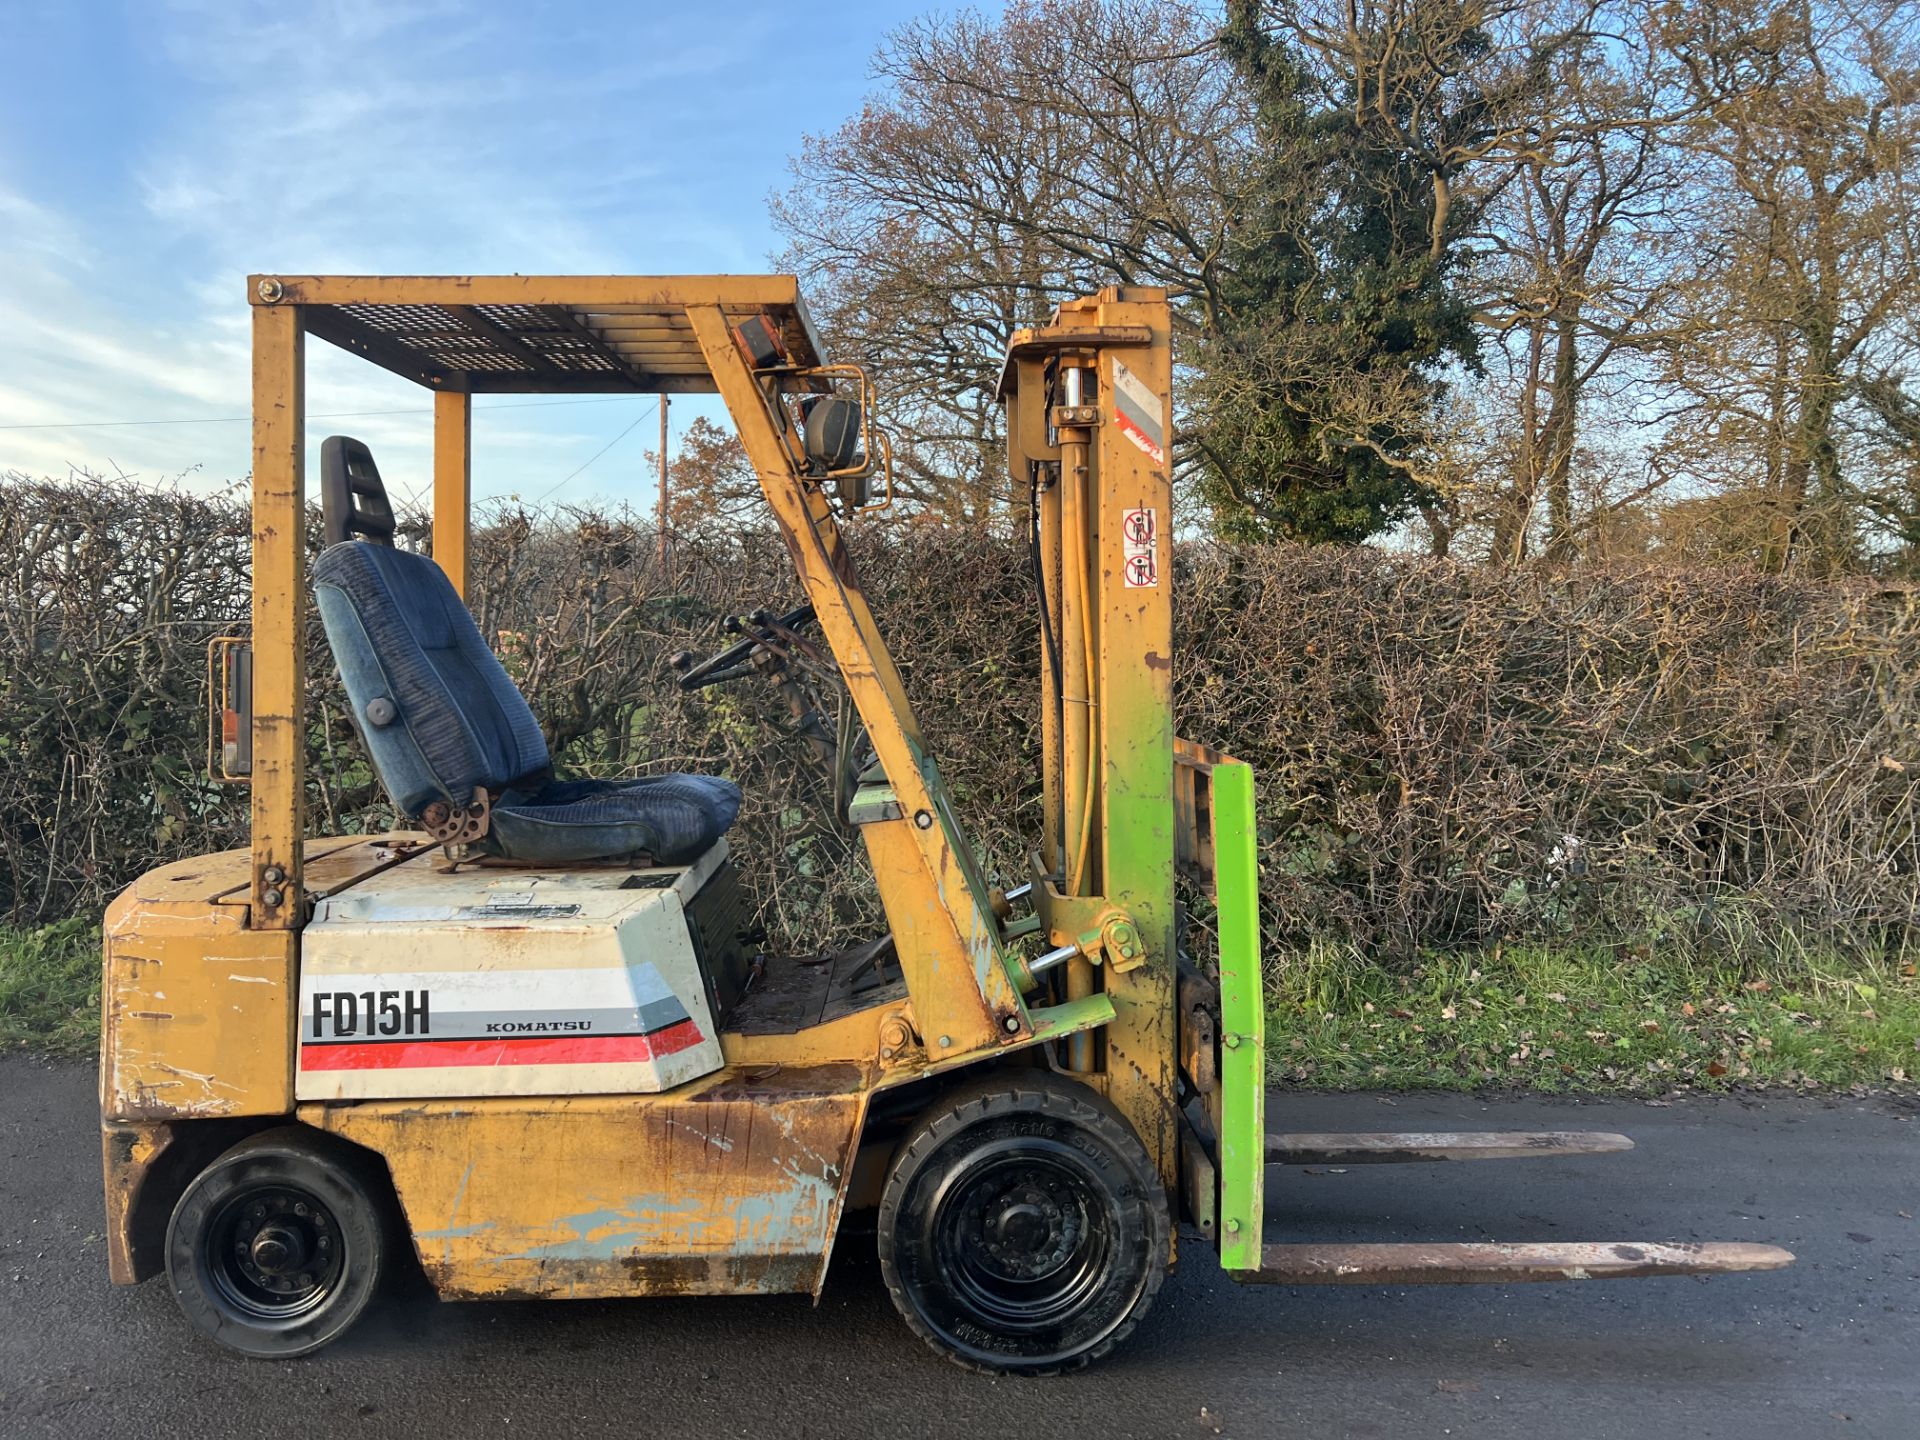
[98,275,1791,1372]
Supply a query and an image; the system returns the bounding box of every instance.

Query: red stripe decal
[1113,407,1166,463]
[300,1019,706,1071]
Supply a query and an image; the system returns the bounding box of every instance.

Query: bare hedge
[3,478,1915,963]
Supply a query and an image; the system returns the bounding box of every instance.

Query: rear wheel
[165,1128,388,1358]
[877,1072,1169,1374]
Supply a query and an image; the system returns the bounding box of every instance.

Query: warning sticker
[1111,359,1166,465]
[1123,507,1159,588]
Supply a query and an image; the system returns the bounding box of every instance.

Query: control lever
[670,602,816,690]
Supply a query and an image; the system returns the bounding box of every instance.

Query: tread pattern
[165,1125,391,1358]
[876,1070,1171,1375]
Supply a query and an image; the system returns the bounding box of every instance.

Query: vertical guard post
[433,390,472,598]
[247,293,306,927]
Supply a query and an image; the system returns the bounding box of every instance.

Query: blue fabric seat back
[313,540,549,815]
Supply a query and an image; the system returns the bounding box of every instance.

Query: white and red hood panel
[295,843,729,1102]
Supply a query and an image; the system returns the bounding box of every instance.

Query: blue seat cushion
[313,540,739,866]
[313,540,549,814]
[489,774,742,866]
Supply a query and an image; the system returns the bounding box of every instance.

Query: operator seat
[310,436,740,866]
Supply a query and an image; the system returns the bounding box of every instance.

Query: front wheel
[165,1127,389,1358]
[878,1072,1169,1374]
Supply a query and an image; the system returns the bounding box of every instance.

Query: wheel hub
[989,1198,1051,1253]
[212,1186,341,1313]
[979,1181,1079,1278]
[249,1222,309,1275]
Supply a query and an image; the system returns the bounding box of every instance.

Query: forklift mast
[998,287,1265,1262]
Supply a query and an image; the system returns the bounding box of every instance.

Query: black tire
[878,1072,1169,1375]
[164,1127,389,1358]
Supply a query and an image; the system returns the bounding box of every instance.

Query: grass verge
[1266,937,1920,1093]
[0,919,100,1058]
[4,915,1916,1094]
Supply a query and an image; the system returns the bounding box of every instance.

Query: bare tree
[771,0,1255,523]
[1256,0,1589,256]
[1467,0,1692,564]
[768,0,1920,568]
[1654,0,1920,574]
[1847,368,1920,567]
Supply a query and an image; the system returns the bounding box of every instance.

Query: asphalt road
[2,1056,1913,1440]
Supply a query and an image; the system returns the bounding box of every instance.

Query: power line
[8,391,667,506]
[0,395,634,433]
[530,401,659,506]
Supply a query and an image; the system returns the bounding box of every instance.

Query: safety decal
[1110,358,1166,465]
[1122,507,1159,589]
[296,961,700,1071]
[298,1023,706,1072]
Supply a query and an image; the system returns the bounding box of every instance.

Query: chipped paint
[727,1157,838,1254]
[417,1221,493,1241]
[100,861,301,1121]
[498,1196,708,1263]
[664,1118,735,1152]
[417,1162,485,1270]
[308,1070,871,1302]
[150,1062,243,1094]
[100,1119,178,1284]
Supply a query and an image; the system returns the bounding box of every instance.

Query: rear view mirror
[208,636,252,781]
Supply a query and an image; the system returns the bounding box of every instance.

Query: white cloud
[0,1,889,499]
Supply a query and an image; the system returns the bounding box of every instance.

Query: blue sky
[0,0,917,508]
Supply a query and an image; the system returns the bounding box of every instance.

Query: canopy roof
[249,274,825,394]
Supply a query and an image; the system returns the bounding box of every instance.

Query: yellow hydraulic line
[1059,429,1090,898]
[1064,510,1098,1074]
[1058,372,1100,1073]
[1038,462,1063,875]
[1066,539,1098,900]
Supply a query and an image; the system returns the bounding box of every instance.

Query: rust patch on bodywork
[306,1064,870,1301]
[427,1252,823,1301]
[101,1121,176,1283]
